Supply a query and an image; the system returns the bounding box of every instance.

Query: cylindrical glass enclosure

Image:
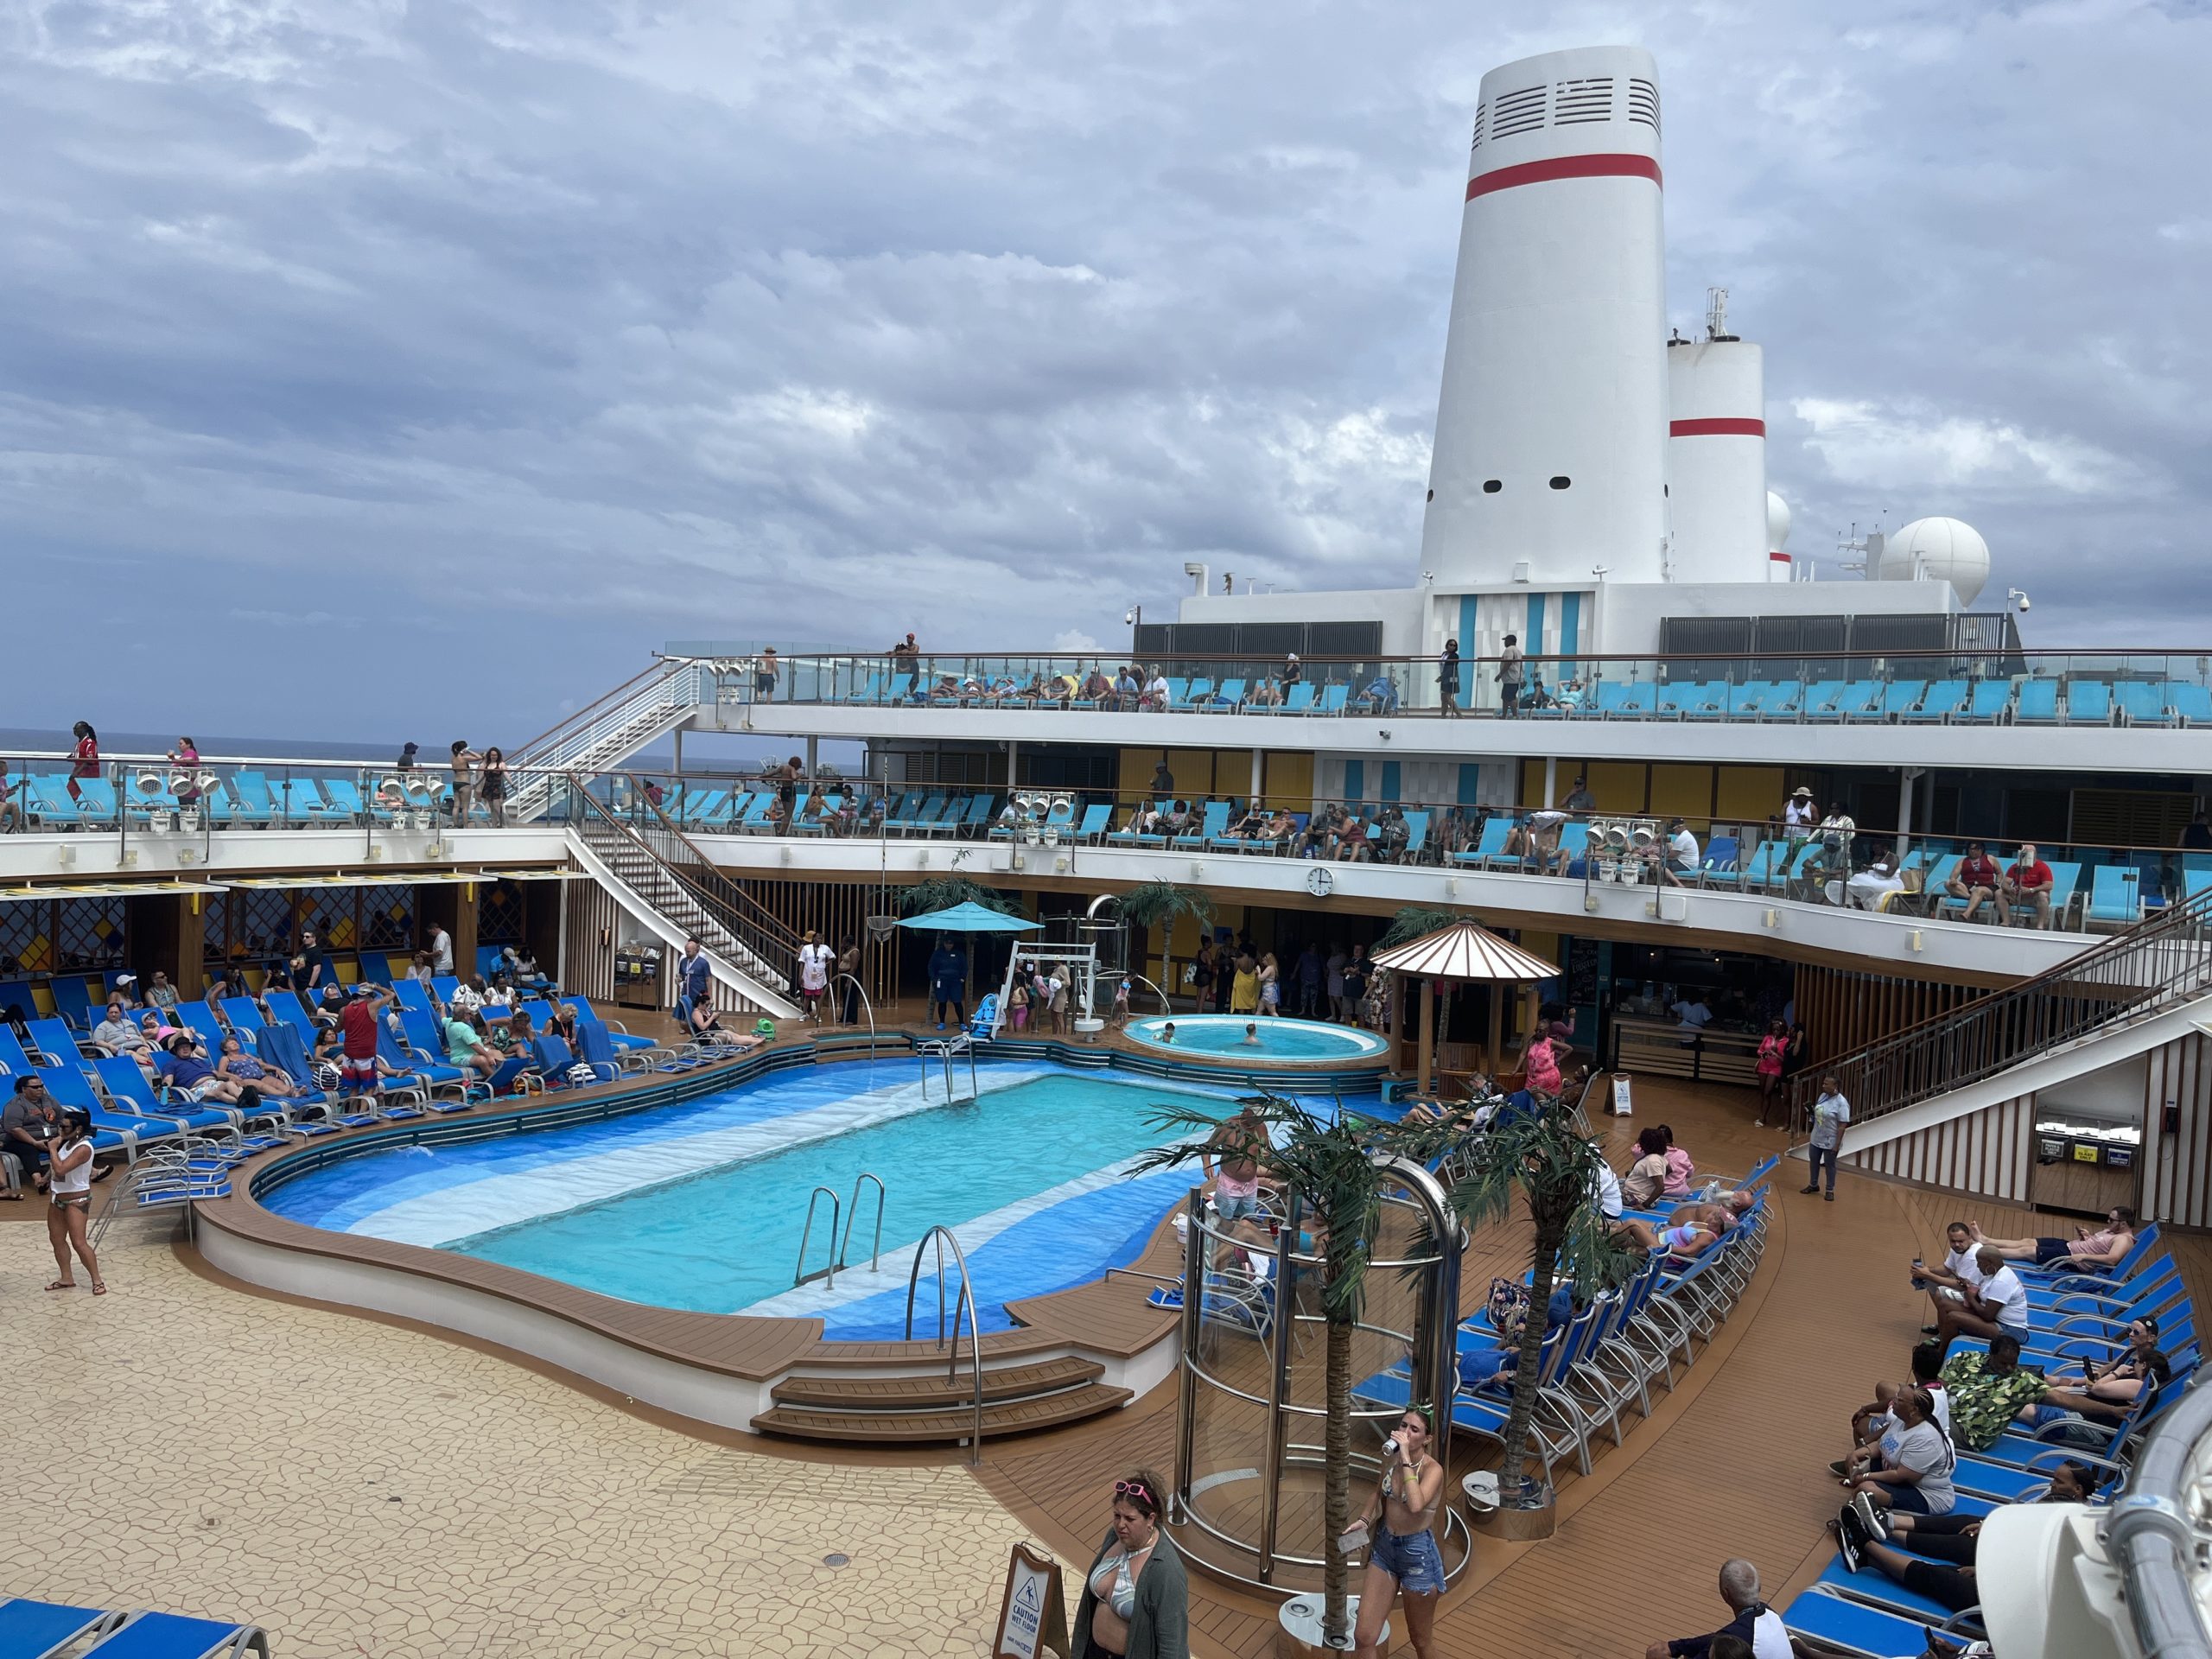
[1171,1155,1470,1593]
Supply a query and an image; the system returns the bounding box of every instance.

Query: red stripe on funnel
[1669,417,1766,438]
[1465,154,1662,200]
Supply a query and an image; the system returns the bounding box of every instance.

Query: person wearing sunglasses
[1071,1469,1186,1659]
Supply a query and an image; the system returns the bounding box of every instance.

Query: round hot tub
[1123,1014,1389,1068]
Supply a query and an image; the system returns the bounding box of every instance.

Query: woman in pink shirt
[1754,1019,1788,1128]
[1522,1033,1561,1101]
[1657,1123,1695,1197]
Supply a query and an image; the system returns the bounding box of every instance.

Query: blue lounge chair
[2113,682,2174,726]
[1593,683,1656,717]
[2015,678,2060,722]
[1797,679,1846,719]
[1170,677,1213,711]
[1783,1586,1972,1658]
[0,1598,119,1658]
[1455,817,1516,868]
[2164,682,2212,725]
[2067,680,2113,724]
[2087,866,2143,929]
[81,1610,269,1657]
[1206,678,1246,709]
[48,976,97,1032]
[1174,802,1231,850]
[1694,835,1741,887]
[1073,803,1113,842]
[1901,679,1968,721]
[1867,679,1927,719]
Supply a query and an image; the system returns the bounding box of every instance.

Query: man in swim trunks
[340,984,397,1096]
[1203,1100,1274,1223]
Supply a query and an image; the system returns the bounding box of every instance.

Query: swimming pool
[258,1061,1346,1339]
[1123,1014,1389,1064]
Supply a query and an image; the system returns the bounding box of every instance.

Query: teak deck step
[753,1382,1133,1444]
[771,1357,1104,1411]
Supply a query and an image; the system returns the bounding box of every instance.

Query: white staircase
[510,658,709,822]
[568,823,802,1019]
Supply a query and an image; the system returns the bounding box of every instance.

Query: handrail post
[903,1224,986,1467]
[795,1185,841,1288]
[841,1173,886,1273]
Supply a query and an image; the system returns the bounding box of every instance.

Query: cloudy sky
[2,0,2203,743]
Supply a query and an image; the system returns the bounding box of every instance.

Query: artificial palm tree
[1133,1092,1421,1650]
[899,874,1020,915]
[1114,880,1214,1008]
[1376,904,1460,947]
[1399,1105,1641,1508]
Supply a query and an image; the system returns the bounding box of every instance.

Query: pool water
[1124,1014,1388,1061]
[260,1062,1321,1339]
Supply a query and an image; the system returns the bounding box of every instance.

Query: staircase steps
[753,1379,1131,1445]
[771,1356,1103,1412]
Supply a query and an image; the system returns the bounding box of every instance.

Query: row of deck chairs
[1777,1224,2195,1655]
[0,984,702,1234]
[1572,675,2212,726]
[0,1598,267,1659]
[842,672,1364,715]
[3,768,522,832]
[1340,1157,1779,1482]
[4,949,531,1035]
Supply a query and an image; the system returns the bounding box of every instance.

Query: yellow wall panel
[1215,750,1259,802]
[1714,766,1785,826]
[1649,764,1714,823]
[1119,747,1217,803]
[1583,762,1649,813]
[1263,752,1313,810]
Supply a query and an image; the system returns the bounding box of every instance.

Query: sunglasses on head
[1115,1479,1154,1504]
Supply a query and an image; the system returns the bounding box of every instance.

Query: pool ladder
[793,1172,888,1289]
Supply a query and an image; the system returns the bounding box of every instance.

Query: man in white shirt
[797,930,834,1023]
[1656,818,1699,887]
[1645,1559,1791,1659]
[1142,670,1171,711]
[1670,995,1713,1036]
[1933,1245,2033,1350]
[427,923,454,976]
[1913,1221,1987,1329]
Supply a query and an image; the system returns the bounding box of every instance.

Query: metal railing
[841,1173,886,1274]
[1789,886,2212,1128]
[621,777,807,968]
[507,658,705,819]
[905,1225,985,1465]
[690,644,2212,727]
[568,780,798,995]
[795,1185,841,1288]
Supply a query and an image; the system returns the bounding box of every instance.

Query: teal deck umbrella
[896,901,1042,933]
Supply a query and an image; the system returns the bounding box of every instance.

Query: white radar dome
[1878,516,1990,606]
[1766,492,1791,551]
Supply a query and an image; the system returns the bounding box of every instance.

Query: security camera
[1123,608,1137,625]
[2007,588,2031,613]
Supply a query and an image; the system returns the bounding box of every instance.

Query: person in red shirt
[67,721,99,803]
[2003,842,2056,929]
[1947,841,2002,925]
[338,985,397,1096]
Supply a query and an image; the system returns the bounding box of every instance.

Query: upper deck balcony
[684,646,2212,772]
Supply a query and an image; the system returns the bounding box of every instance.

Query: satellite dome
[1766,492,1791,551]
[1877,516,1990,606]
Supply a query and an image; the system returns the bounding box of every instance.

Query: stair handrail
[510,658,694,770]
[569,779,800,990]
[795,1185,842,1288]
[904,1224,985,1465]
[841,1173,887,1274]
[620,774,807,960]
[1789,887,2212,1128]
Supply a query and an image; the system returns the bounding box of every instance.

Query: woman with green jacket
[1071,1468,1188,1659]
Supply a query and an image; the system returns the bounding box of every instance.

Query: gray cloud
[0,0,2203,741]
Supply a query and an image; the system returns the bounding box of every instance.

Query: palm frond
[899,875,1020,915]
[1376,905,1460,947]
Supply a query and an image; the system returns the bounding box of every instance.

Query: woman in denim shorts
[1351,1405,1446,1657]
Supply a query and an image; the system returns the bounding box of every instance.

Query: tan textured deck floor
[972,1079,2210,1657]
[6,1073,2198,1657]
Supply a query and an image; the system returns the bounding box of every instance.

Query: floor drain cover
[823,1554,849,1567]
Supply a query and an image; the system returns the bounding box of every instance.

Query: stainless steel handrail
[794,1185,841,1288]
[2108,1382,2212,1659]
[904,1225,985,1466]
[832,972,878,1057]
[841,1173,886,1274]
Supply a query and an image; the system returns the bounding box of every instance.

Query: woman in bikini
[1352,1405,1446,1659]
[1613,1215,1721,1259]
[1071,1468,1187,1659]
[45,1108,105,1294]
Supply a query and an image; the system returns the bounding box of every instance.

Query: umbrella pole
[1486,983,1503,1079]
[1417,974,1435,1098]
